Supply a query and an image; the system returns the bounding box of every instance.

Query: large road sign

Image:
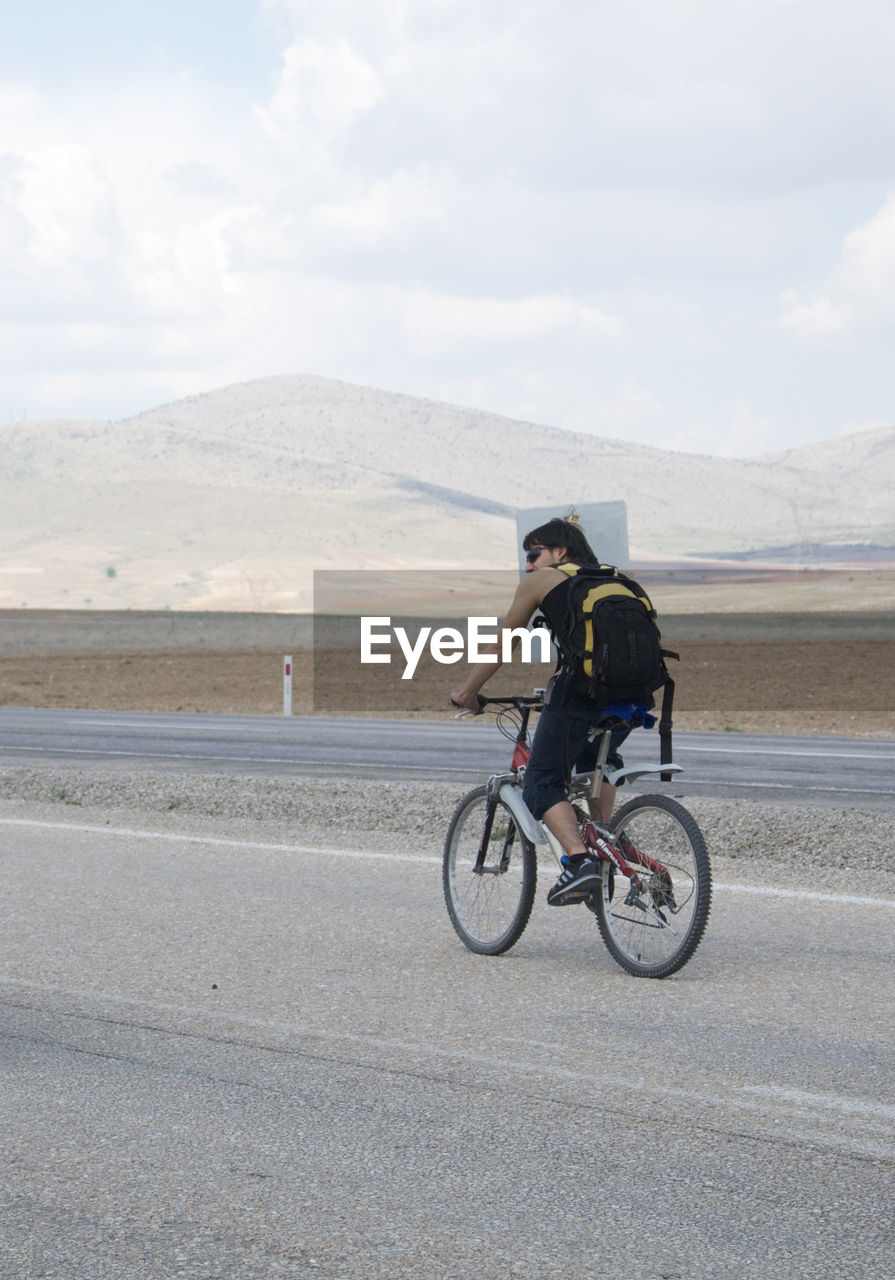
[515,501,629,571]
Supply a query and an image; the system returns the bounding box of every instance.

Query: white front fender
[498,782,549,845]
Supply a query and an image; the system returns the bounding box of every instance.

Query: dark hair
[523,517,599,564]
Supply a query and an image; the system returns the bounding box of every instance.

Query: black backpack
[553,563,679,774]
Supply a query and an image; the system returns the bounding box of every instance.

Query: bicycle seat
[592,701,657,731]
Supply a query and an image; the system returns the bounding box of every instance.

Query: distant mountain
[2,375,894,610]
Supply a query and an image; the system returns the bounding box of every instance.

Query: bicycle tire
[443,785,537,955]
[592,793,712,978]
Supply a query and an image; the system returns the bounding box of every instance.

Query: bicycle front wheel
[594,794,712,978]
[443,785,537,955]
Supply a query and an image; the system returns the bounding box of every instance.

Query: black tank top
[537,570,596,700]
[538,575,574,646]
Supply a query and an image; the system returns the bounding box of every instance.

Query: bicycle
[443,693,712,978]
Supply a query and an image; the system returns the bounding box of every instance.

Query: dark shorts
[521,674,631,820]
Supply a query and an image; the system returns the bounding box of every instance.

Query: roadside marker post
[283,655,293,716]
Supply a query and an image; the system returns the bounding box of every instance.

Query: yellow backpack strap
[555,562,580,579]
[577,581,639,678]
[601,564,658,620]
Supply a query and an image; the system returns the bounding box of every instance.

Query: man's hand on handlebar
[449,686,484,714]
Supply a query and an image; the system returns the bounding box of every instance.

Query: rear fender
[605,763,684,786]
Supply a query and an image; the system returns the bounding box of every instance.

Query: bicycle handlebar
[476,694,545,709]
[453,693,653,733]
[451,692,545,718]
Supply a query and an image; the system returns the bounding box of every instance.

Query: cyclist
[450,517,633,906]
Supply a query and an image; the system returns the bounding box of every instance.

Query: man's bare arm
[449,571,556,710]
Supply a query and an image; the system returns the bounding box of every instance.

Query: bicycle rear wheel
[443,785,537,955]
[593,794,711,978]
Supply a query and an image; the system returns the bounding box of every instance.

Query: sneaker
[547,855,601,906]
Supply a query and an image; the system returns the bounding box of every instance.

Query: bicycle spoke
[443,787,537,955]
[593,795,712,977]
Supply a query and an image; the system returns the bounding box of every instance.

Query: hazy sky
[2,0,894,455]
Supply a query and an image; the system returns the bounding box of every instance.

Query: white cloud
[2,0,895,451]
[394,290,623,350]
[309,169,445,245]
[651,401,781,459]
[14,146,116,271]
[780,194,895,344]
[600,78,763,139]
[253,37,384,150]
[837,416,892,437]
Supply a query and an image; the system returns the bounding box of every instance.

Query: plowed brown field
[1,610,894,737]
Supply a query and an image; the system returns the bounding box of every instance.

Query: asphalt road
[1,809,893,1278]
[2,706,895,807]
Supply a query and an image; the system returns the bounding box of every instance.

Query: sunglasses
[525,546,549,563]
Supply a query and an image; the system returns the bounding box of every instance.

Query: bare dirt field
[1,608,894,737]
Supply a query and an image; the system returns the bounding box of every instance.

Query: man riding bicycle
[450,517,634,907]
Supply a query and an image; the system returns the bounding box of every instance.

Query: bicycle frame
[446,693,712,974]
[477,695,682,875]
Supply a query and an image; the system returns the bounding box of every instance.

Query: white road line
[713,881,895,908]
[684,780,894,797]
[1,745,472,772]
[63,720,444,736]
[3,979,891,1158]
[741,1084,895,1123]
[30,728,895,762]
[6,745,297,761]
[4,746,893,796]
[68,720,273,731]
[0,817,442,864]
[2,817,893,906]
[679,744,895,760]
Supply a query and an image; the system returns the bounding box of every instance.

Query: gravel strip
[2,765,894,880]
